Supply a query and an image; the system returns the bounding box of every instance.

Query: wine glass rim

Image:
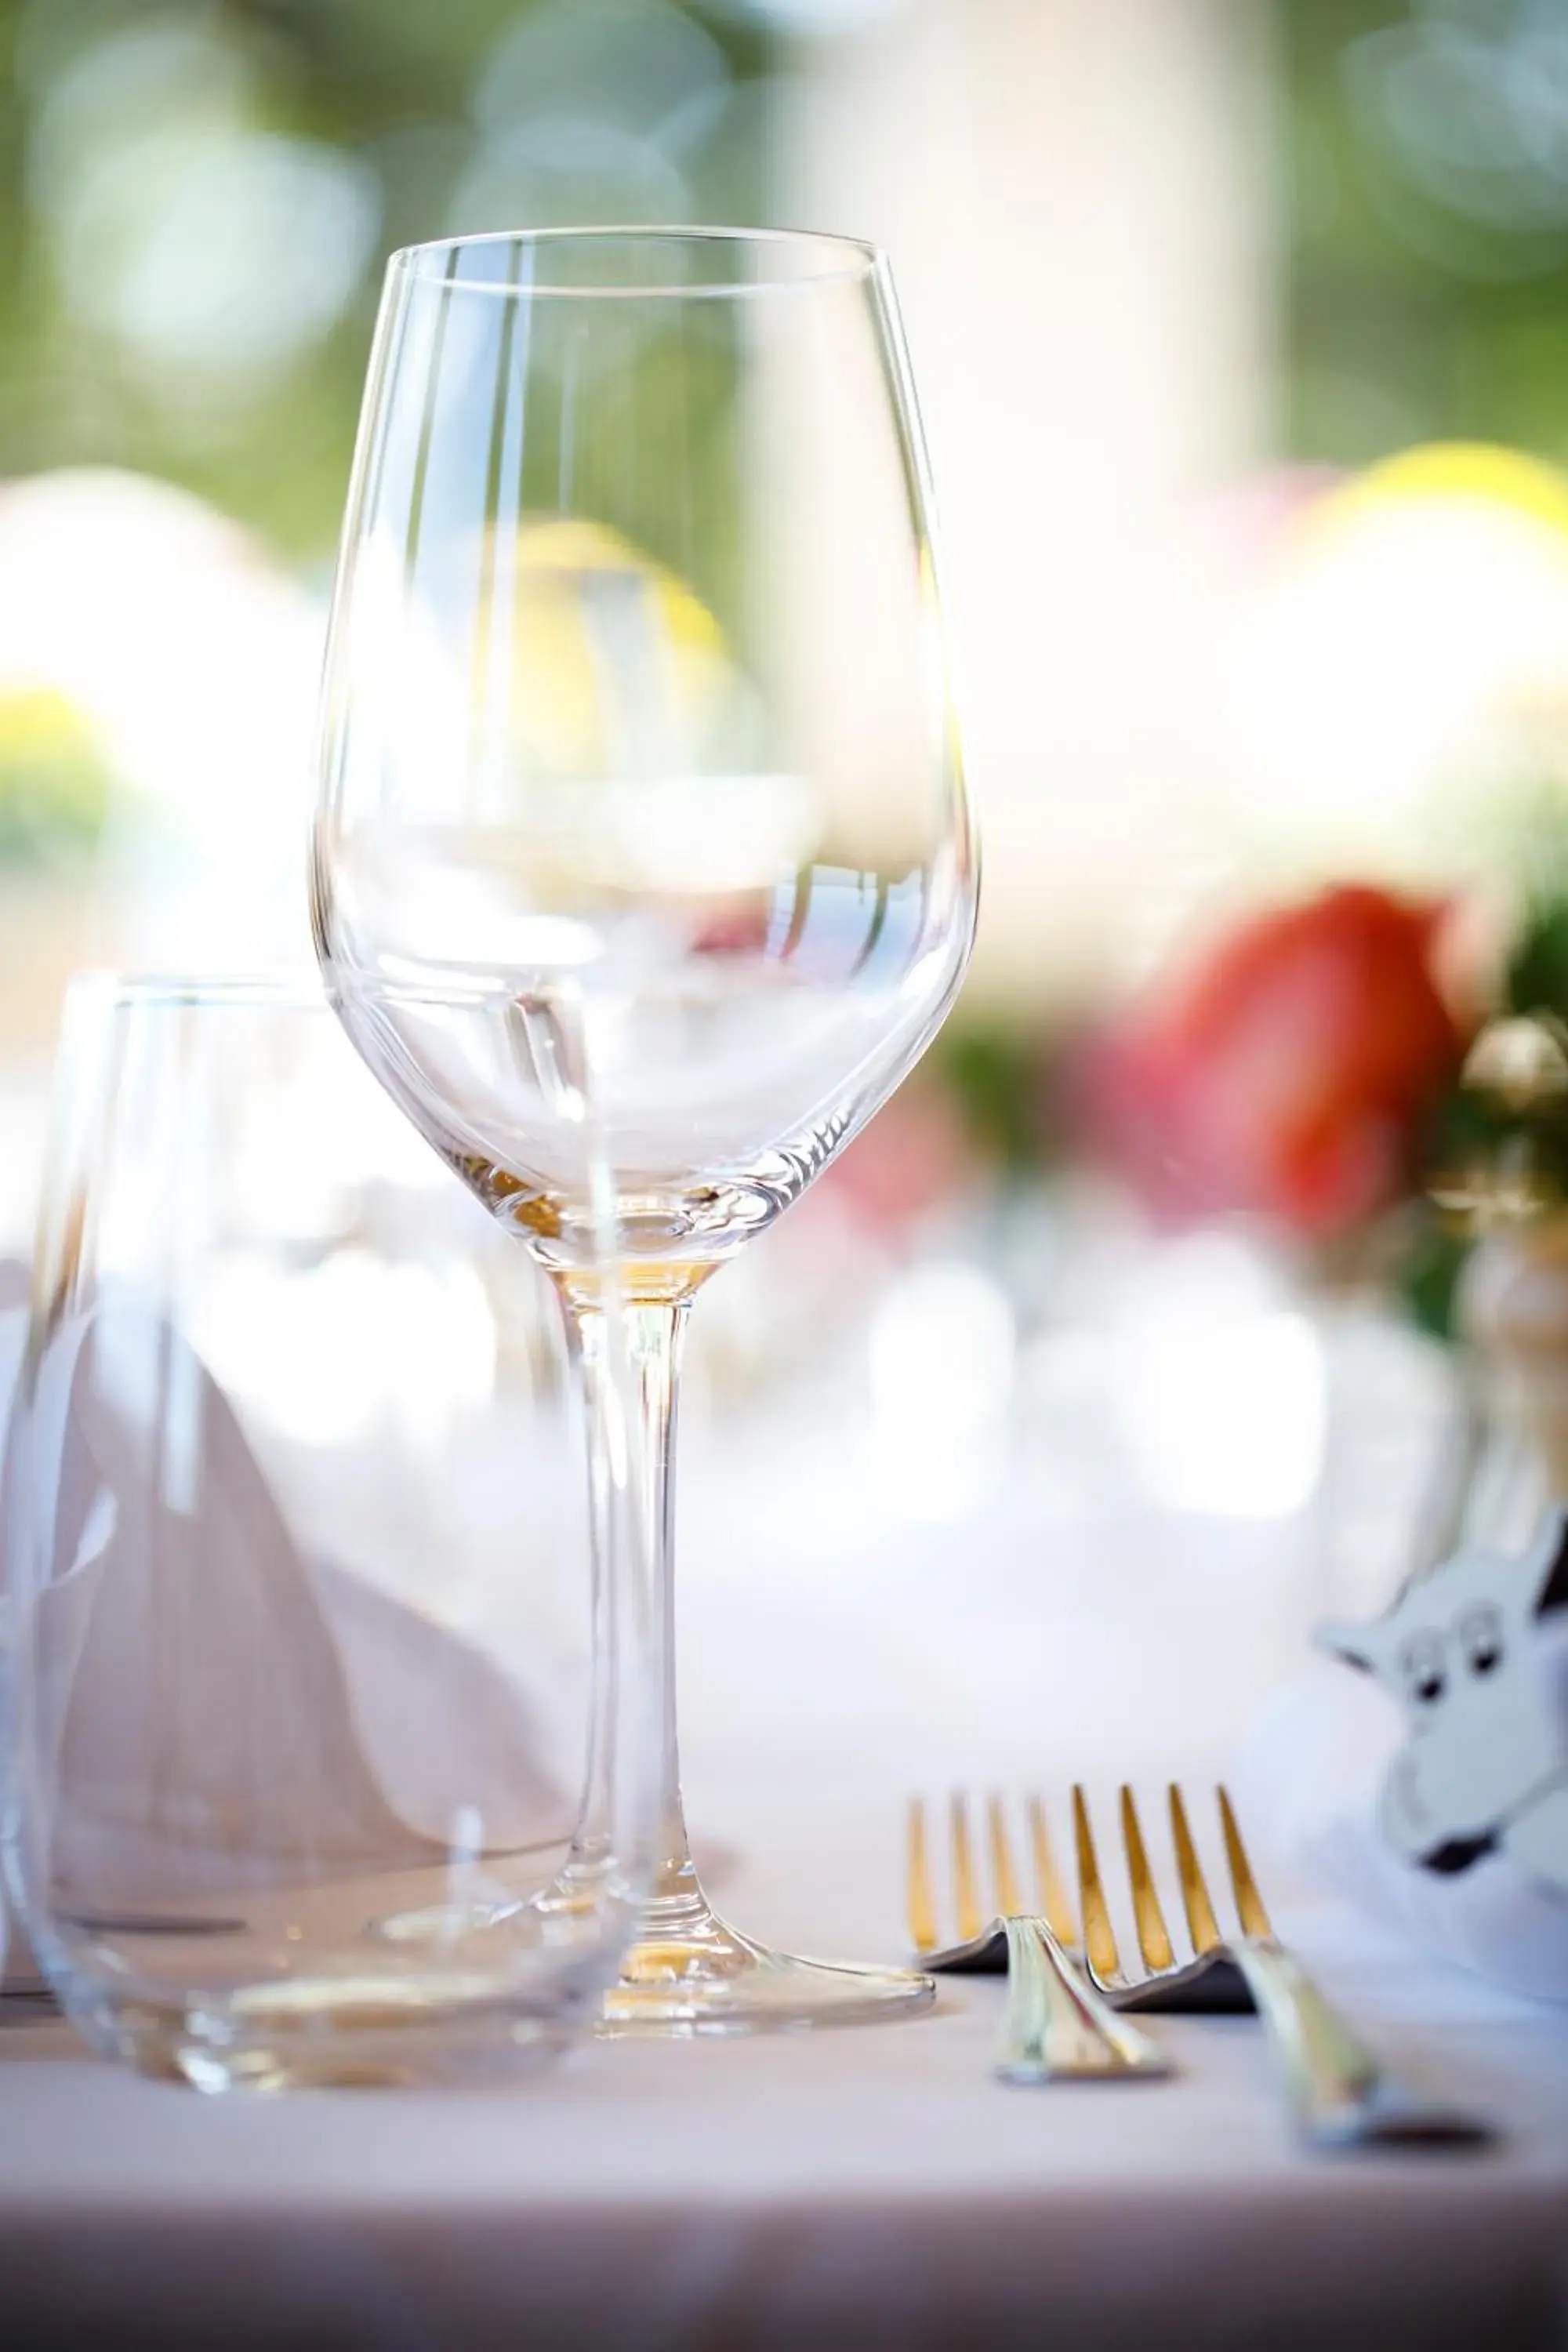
[67,969,330,1014]
[389,223,883,298]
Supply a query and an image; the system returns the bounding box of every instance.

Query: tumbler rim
[65,968,328,1014]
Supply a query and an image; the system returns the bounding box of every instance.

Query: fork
[1073,1783,1491,2148]
[907,1794,1171,2084]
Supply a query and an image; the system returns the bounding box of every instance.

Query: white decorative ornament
[1319,1516,1568,1896]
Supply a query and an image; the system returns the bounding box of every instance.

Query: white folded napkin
[2,1295,568,1990]
[1232,1646,1568,2004]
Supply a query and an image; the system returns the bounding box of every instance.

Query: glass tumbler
[1,975,655,2089]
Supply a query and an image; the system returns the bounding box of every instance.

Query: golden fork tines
[951,1791,982,1941]
[906,1794,1077,1951]
[1026,1795,1077,1946]
[1069,1785,1121,1984]
[1168,1784,1223,1956]
[986,1794,1022,1919]
[906,1796,938,1954]
[907,1784,1276,1966]
[1218,1784,1274,1941]
[1120,1787,1174,1972]
[1069,1780,1269,1977]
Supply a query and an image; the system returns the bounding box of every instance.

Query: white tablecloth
[3,1817,1567,2352]
[5,1388,1568,2348]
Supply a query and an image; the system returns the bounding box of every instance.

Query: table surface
[4,1406,1568,2351]
[3,1827,1568,2352]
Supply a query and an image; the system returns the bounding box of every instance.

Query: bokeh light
[2,0,1568,1599]
[1220,442,1568,876]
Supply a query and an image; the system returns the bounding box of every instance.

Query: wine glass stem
[564,1290,702,1919]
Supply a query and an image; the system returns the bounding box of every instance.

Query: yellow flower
[0,684,113,864]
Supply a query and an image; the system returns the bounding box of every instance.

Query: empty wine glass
[314,227,979,2031]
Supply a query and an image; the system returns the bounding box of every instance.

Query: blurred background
[8,0,1568,1818]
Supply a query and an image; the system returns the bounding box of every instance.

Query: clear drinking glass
[0,975,656,2087]
[314,227,979,2030]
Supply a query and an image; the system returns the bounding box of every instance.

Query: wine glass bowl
[314,227,978,2029]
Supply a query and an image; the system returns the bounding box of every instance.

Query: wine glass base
[597,1902,935,2036]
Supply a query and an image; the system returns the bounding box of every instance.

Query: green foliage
[1394,1208,1470,1342]
[938,1025,1048,1176]
[1283,0,1568,470]
[1507,903,1568,1021]
[0,0,774,561]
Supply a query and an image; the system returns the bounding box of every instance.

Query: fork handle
[1232,1937,1489,2148]
[996,1918,1171,2083]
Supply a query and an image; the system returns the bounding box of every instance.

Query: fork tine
[987,1794,1023,1918]
[1119,1787,1175,1970]
[1218,1787,1274,1941]
[907,1797,937,1952]
[1025,1795,1078,1947]
[950,1791,983,1942]
[1167,1785,1223,1955]
[1072,1786,1123,1983]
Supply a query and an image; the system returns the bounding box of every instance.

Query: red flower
[822,1077,979,1240]
[1080,885,1469,1237]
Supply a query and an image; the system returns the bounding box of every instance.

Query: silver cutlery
[907,1792,1171,2084]
[1071,1783,1492,2149]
